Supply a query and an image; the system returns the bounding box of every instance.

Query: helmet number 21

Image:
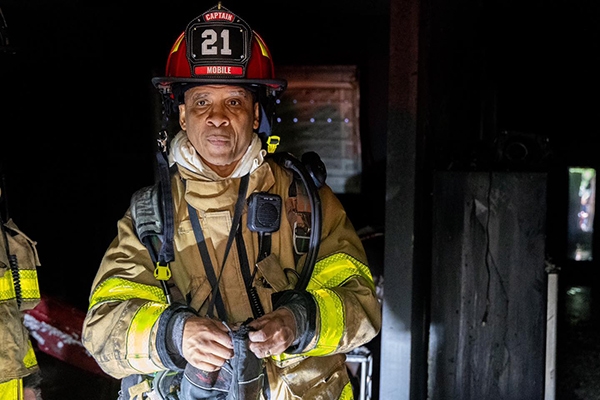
[201,29,232,56]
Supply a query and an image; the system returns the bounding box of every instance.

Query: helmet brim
[151,77,287,97]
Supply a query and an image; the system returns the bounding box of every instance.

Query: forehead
[184,84,251,99]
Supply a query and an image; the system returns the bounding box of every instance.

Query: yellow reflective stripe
[292,254,374,357]
[255,34,270,57]
[0,379,22,400]
[0,270,15,301]
[171,33,184,54]
[0,269,40,302]
[88,277,167,310]
[307,253,374,292]
[18,270,40,302]
[88,277,168,372]
[339,381,354,400]
[275,255,377,361]
[303,287,344,356]
[23,340,38,369]
[126,302,168,372]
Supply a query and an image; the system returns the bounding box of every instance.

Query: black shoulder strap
[130,182,163,264]
[156,151,176,264]
[130,151,176,303]
[130,151,176,266]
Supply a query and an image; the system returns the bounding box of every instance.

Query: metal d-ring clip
[293,221,310,255]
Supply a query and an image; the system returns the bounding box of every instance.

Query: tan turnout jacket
[0,212,41,398]
[82,157,381,399]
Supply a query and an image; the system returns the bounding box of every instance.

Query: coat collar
[181,162,276,211]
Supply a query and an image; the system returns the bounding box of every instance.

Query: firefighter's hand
[247,308,297,358]
[23,388,40,400]
[182,316,234,371]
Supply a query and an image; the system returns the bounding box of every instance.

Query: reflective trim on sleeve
[126,302,169,371]
[0,270,14,301]
[339,381,354,400]
[276,254,374,361]
[303,287,344,356]
[307,253,374,292]
[299,253,374,357]
[0,379,22,400]
[0,269,39,302]
[19,270,40,303]
[23,340,38,369]
[88,277,167,309]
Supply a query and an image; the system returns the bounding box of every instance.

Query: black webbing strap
[235,230,265,318]
[156,151,175,264]
[188,204,227,319]
[186,174,249,319]
[257,232,271,264]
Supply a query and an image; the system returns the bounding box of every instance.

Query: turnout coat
[82,156,381,400]
[0,215,41,398]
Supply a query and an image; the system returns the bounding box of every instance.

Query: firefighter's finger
[188,358,225,372]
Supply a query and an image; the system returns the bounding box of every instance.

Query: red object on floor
[23,294,109,378]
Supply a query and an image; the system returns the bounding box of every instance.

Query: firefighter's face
[179,85,260,177]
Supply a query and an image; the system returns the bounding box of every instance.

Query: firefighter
[0,8,44,400]
[0,187,43,400]
[81,3,381,399]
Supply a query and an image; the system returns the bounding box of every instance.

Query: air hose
[270,152,324,291]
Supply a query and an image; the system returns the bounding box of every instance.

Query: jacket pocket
[266,354,350,399]
[255,253,293,292]
[254,254,296,314]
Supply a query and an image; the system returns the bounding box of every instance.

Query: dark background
[2,0,600,399]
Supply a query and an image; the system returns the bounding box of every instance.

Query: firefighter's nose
[207,106,230,127]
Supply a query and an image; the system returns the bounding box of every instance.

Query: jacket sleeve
[81,211,173,379]
[276,184,382,360]
[0,219,42,384]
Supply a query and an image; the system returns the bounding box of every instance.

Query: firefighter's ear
[179,104,186,130]
[253,102,260,130]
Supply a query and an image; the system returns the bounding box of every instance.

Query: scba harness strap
[129,151,326,297]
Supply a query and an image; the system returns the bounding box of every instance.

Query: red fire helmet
[152,3,287,100]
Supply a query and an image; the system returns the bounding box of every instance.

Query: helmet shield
[186,17,251,75]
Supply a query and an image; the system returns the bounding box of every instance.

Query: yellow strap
[0,379,22,400]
